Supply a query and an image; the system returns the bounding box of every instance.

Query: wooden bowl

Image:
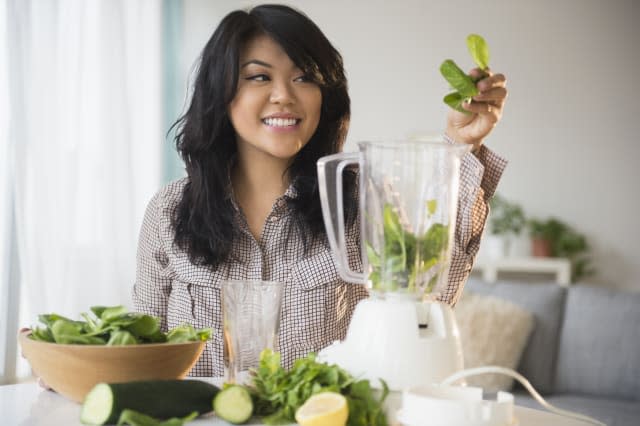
[18,330,206,403]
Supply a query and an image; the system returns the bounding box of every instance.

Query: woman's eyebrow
[241,59,272,68]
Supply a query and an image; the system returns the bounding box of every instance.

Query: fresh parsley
[249,350,389,426]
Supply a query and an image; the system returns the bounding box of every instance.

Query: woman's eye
[246,74,269,82]
[294,74,313,83]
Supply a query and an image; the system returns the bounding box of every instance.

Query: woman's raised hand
[445,68,508,151]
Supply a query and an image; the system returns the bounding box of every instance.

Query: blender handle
[317,152,368,284]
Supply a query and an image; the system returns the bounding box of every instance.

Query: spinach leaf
[31,326,54,342]
[48,318,81,343]
[440,59,478,98]
[107,330,138,346]
[444,92,466,114]
[467,34,490,70]
[28,305,212,346]
[38,313,77,329]
[440,33,492,113]
[166,324,211,343]
[125,314,160,338]
[367,202,449,294]
[421,223,449,261]
[100,305,129,322]
[90,306,108,319]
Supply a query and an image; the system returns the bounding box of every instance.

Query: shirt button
[269,216,279,223]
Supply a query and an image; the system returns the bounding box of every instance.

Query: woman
[133,4,508,376]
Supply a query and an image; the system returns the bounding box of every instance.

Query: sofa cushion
[512,391,639,426]
[455,291,535,391]
[464,277,567,394]
[555,285,640,400]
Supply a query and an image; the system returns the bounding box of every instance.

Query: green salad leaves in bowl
[19,305,211,403]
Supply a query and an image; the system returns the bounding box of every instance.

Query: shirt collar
[225,158,301,212]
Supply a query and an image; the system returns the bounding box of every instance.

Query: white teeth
[263,117,297,127]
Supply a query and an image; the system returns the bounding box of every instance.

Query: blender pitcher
[316,140,470,394]
[317,140,470,298]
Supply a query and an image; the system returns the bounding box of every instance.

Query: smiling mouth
[262,117,300,127]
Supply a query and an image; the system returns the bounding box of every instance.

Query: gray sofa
[465,278,640,426]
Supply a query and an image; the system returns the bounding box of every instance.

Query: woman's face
[228,35,322,162]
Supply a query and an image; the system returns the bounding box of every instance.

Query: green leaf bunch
[440,34,490,113]
[366,202,449,294]
[29,305,211,346]
[249,349,388,426]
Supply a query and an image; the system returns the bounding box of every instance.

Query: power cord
[441,366,606,426]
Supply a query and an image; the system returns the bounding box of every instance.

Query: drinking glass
[221,280,283,384]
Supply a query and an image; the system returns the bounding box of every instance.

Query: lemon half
[295,391,349,426]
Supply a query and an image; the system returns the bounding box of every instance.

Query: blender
[316,140,470,399]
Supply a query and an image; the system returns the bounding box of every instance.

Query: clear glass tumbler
[221,280,283,384]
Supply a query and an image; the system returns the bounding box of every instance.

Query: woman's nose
[269,80,295,105]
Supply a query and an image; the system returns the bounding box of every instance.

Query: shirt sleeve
[436,140,508,305]
[132,190,173,331]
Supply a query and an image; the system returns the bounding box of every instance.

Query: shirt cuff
[442,135,508,201]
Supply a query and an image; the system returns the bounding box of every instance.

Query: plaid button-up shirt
[133,145,506,376]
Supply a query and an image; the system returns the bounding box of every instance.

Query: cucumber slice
[80,380,219,425]
[82,384,114,425]
[213,385,254,424]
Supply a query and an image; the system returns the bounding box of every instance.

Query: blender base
[318,296,464,390]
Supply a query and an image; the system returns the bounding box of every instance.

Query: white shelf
[473,257,572,286]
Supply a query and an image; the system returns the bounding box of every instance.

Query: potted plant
[528,218,558,257]
[527,217,595,282]
[486,194,526,257]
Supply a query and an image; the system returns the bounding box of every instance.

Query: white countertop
[0,382,595,426]
[0,380,271,426]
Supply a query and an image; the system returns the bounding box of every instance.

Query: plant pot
[480,234,508,259]
[531,238,552,257]
[507,233,530,258]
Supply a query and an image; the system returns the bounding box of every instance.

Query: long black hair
[171,4,352,268]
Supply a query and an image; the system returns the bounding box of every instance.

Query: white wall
[181,0,640,291]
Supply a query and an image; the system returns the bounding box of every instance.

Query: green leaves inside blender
[366,202,449,293]
[440,33,491,113]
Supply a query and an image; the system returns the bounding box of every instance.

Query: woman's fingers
[18,327,51,390]
[470,68,506,86]
[37,377,52,390]
[465,68,508,111]
[462,99,501,124]
[466,68,508,107]
[19,328,30,358]
[473,86,508,105]
[478,72,507,90]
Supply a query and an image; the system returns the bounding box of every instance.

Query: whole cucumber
[80,379,219,425]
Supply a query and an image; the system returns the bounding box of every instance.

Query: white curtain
[2,0,163,382]
[1,0,17,384]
